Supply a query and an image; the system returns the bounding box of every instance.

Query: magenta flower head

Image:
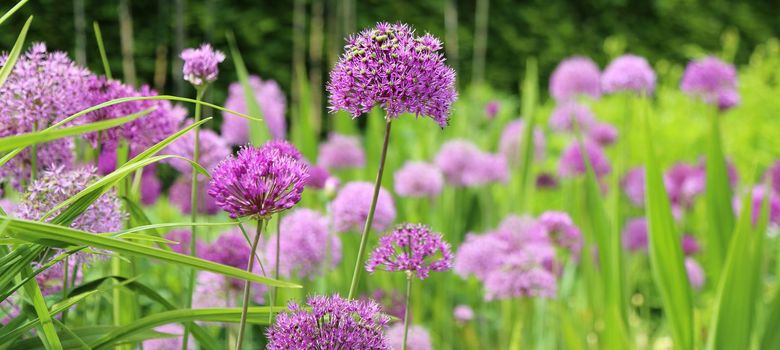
[622,217,648,252]
[166,127,230,175]
[366,223,453,279]
[317,133,366,170]
[305,165,332,190]
[766,161,780,194]
[222,75,287,144]
[140,169,161,206]
[393,161,444,198]
[386,323,433,350]
[499,119,546,165]
[559,140,611,178]
[169,178,220,215]
[266,294,391,350]
[483,248,557,300]
[180,43,225,86]
[327,22,457,127]
[453,304,475,323]
[685,257,705,290]
[664,162,706,216]
[736,185,780,226]
[164,229,206,256]
[680,56,739,111]
[331,181,396,233]
[601,54,656,95]
[208,142,309,219]
[485,100,500,120]
[548,102,596,132]
[266,208,342,279]
[587,122,618,147]
[434,140,507,186]
[203,228,270,298]
[681,234,701,256]
[549,56,601,101]
[539,211,583,256]
[621,167,646,207]
[454,232,509,281]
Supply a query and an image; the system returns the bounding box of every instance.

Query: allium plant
[601,54,656,95]
[265,208,342,279]
[317,133,366,170]
[140,324,193,350]
[434,139,508,187]
[180,44,225,87]
[331,181,396,233]
[222,75,287,143]
[266,295,391,350]
[559,140,611,179]
[549,56,601,101]
[165,127,230,176]
[386,323,433,350]
[549,102,596,132]
[499,119,546,165]
[681,56,740,111]
[393,161,444,198]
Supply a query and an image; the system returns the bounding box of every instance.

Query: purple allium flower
[471,153,509,185]
[327,22,457,127]
[165,127,230,176]
[485,100,500,120]
[305,165,332,190]
[331,181,396,233]
[141,324,193,350]
[434,140,508,187]
[222,75,287,143]
[549,56,601,101]
[539,211,583,256]
[169,178,220,215]
[1,298,20,325]
[454,232,510,280]
[736,186,780,226]
[386,323,432,350]
[16,166,125,236]
[622,217,648,252]
[685,257,705,290]
[266,208,342,279]
[499,119,546,165]
[192,271,266,308]
[680,56,739,111]
[140,169,161,206]
[664,162,705,216]
[266,294,391,350]
[365,223,453,279]
[621,167,646,207]
[203,228,269,300]
[548,102,596,132]
[681,234,701,256]
[559,141,611,178]
[483,248,557,300]
[536,172,559,190]
[35,258,82,296]
[767,161,780,194]
[367,289,407,320]
[180,43,225,86]
[601,54,656,95]
[263,140,304,161]
[208,142,309,219]
[587,122,618,147]
[0,198,15,214]
[453,304,474,323]
[164,229,206,256]
[317,133,366,170]
[393,161,444,198]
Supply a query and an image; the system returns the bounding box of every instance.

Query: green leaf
[516,57,538,212]
[92,21,112,79]
[0,0,30,26]
[704,113,735,279]
[0,16,32,88]
[226,31,270,144]
[0,290,96,345]
[20,265,63,350]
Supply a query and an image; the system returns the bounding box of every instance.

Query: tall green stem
[347,119,393,300]
[236,219,265,350]
[269,217,281,324]
[402,274,412,350]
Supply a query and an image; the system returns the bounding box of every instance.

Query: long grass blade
[226,31,270,144]
[0,0,29,26]
[0,16,32,88]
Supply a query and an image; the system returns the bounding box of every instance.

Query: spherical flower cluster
[140,169,162,206]
[368,289,407,320]
[305,165,333,190]
[558,141,611,178]
[165,127,230,175]
[180,43,225,86]
[141,324,193,350]
[685,257,705,290]
[681,234,701,256]
[169,178,220,215]
[386,323,432,350]
[485,100,500,120]
[680,56,739,111]
[35,258,83,296]
[483,249,557,300]
[548,102,596,132]
[622,217,648,252]
[222,75,287,143]
[266,208,342,279]
[549,56,601,101]
[499,119,546,165]
[621,167,646,207]
[327,22,457,127]
[739,185,780,226]
[203,228,268,301]
[538,211,583,256]
[393,161,444,198]
[366,224,453,279]
[453,304,474,323]
[317,133,366,170]
[266,294,391,350]
[664,162,706,217]
[434,139,508,187]
[587,122,618,146]
[208,142,309,219]
[164,229,206,256]
[601,54,656,95]
[331,181,396,233]
[192,271,266,308]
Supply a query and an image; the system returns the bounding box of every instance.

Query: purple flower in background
[767,162,780,194]
[736,186,780,226]
[327,22,457,127]
[204,228,269,297]
[305,165,332,190]
[685,257,705,290]
[192,271,265,308]
[664,162,705,216]
[454,233,510,280]
[164,229,206,256]
[165,127,230,175]
[483,248,557,300]
[587,122,618,147]
[318,133,366,170]
[141,324,193,350]
[35,258,82,296]
[549,56,601,101]
[536,173,559,190]
[266,295,391,350]
[622,167,646,207]
[263,140,303,161]
[453,305,474,323]
[470,153,509,185]
[140,169,161,206]
[435,140,507,186]
[601,54,656,95]
[386,323,432,350]
[366,224,453,279]
[499,119,546,165]
[222,75,287,143]
[0,199,15,214]
[393,161,444,198]
[485,100,500,120]
[1,298,20,326]
[180,43,225,86]
[539,211,583,256]
[266,209,342,279]
[681,234,701,256]
[331,181,396,233]
[368,289,406,320]
[549,102,596,132]
[169,178,220,215]
[559,141,611,178]
[622,217,648,252]
[681,56,739,111]
[208,142,309,219]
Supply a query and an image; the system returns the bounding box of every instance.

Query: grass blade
[0,0,29,26]
[20,266,63,350]
[516,57,538,212]
[0,16,32,88]
[704,113,735,279]
[226,31,270,144]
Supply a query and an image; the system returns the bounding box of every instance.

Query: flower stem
[269,216,281,324]
[402,274,412,350]
[347,119,393,300]
[236,219,264,350]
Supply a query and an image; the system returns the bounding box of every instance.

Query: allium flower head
[140,169,162,206]
[169,178,220,215]
[327,22,457,127]
[485,100,500,120]
[499,119,546,164]
[435,140,507,186]
[664,162,706,216]
[180,43,225,86]
[35,258,83,296]
[681,234,701,256]
[680,56,739,110]
[483,248,557,300]
[266,294,391,350]
[141,324,193,350]
[549,56,601,101]
[685,257,705,290]
[266,208,342,279]
[736,185,780,226]
[365,223,453,279]
[766,161,780,195]
[622,217,648,252]
[192,271,266,308]
[549,102,596,132]
[305,165,332,189]
[622,167,646,207]
[539,211,583,256]
[386,323,432,350]
[318,133,366,169]
[453,304,474,323]
[587,122,618,146]
[393,161,444,198]
[166,127,230,175]
[208,142,309,219]
[263,140,303,160]
[559,141,611,178]
[454,232,510,280]
[164,229,206,256]
[204,228,269,298]
[222,75,287,143]
[331,181,396,232]
[601,54,656,95]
